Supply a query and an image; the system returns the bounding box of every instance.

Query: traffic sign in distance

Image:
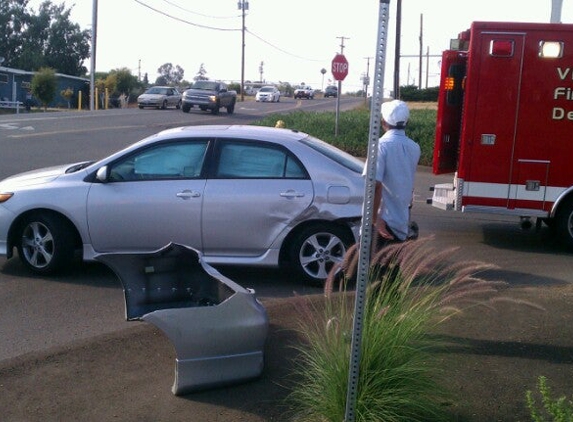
[331,54,349,81]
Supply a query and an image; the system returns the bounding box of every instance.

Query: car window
[215,141,307,179]
[299,135,364,174]
[108,140,209,181]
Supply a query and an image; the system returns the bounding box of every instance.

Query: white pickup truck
[294,86,314,99]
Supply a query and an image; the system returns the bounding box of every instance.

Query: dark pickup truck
[181,81,237,115]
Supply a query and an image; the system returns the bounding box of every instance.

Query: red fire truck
[429,20,573,248]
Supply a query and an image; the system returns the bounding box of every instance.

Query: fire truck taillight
[444,76,455,91]
[539,41,563,58]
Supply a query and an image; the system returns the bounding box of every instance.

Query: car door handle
[176,190,201,200]
[280,190,305,198]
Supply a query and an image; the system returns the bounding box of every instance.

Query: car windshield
[145,87,168,95]
[299,135,364,173]
[260,87,274,92]
[192,81,219,90]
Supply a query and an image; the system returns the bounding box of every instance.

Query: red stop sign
[331,54,349,81]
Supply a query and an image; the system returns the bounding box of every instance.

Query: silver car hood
[0,164,73,189]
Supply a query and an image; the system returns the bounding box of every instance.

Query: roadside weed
[287,237,508,422]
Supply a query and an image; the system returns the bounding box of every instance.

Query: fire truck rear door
[463,31,525,208]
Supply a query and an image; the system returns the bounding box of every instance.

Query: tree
[0,0,30,66]
[31,67,57,111]
[156,63,184,86]
[108,68,139,95]
[1,0,90,76]
[194,63,209,81]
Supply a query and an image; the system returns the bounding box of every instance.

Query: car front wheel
[288,224,353,285]
[16,213,75,275]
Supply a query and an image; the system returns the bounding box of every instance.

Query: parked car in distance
[181,81,237,115]
[255,86,281,102]
[324,85,338,98]
[0,125,365,285]
[294,86,314,99]
[137,86,181,109]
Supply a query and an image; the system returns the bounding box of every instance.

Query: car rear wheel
[288,223,354,285]
[17,213,75,275]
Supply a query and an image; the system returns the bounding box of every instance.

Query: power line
[159,0,242,19]
[246,30,326,63]
[133,0,241,31]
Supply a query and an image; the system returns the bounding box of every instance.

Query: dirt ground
[1,284,572,422]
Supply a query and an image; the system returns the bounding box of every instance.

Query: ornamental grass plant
[287,237,510,422]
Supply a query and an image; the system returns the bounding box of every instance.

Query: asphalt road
[0,99,572,365]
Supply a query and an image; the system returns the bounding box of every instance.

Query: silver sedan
[0,125,364,284]
[137,86,182,109]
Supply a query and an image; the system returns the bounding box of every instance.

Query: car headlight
[0,192,14,203]
[208,95,217,102]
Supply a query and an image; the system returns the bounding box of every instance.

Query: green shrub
[526,376,573,422]
[287,238,506,422]
[252,105,437,166]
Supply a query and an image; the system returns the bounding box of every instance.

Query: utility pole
[90,0,98,111]
[363,57,372,99]
[259,61,264,82]
[393,0,402,98]
[238,1,249,102]
[418,13,423,89]
[337,36,349,54]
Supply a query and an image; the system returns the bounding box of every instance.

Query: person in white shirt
[372,100,420,247]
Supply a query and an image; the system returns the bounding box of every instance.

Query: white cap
[381,100,410,127]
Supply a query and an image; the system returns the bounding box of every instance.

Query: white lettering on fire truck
[552,107,573,120]
[557,67,573,80]
[553,87,573,100]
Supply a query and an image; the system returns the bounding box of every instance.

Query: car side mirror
[96,166,109,183]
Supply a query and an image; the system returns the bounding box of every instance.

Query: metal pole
[335,79,341,136]
[418,14,423,90]
[239,1,247,102]
[334,37,348,137]
[344,0,390,420]
[90,0,98,111]
[393,0,401,98]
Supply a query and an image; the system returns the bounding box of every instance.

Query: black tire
[182,104,191,113]
[16,213,76,275]
[138,105,143,109]
[554,198,573,249]
[211,103,220,114]
[288,223,354,285]
[176,100,181,110]
[199,106,207,111]
[160,100,167,110]
[226,99,235,114]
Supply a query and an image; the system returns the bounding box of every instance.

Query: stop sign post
[331,54,349,81]
[331,54,348,136]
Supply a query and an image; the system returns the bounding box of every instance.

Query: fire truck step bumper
[428,183,456,211]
